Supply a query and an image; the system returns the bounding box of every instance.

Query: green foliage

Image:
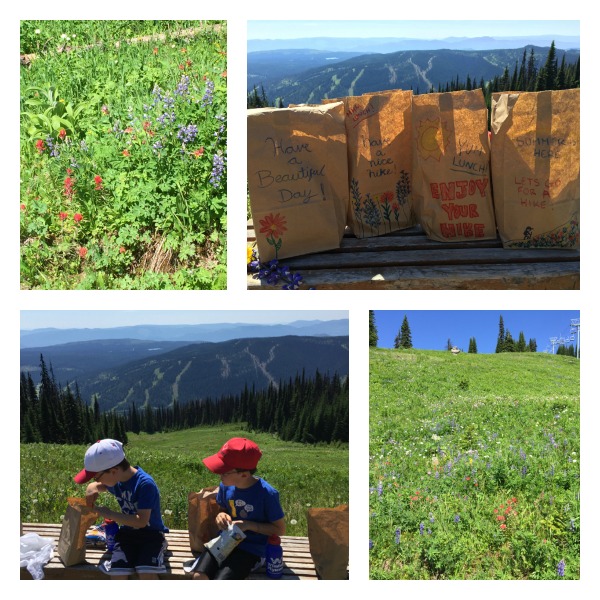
[20,425,349,536]
[369,349,579,579]
[369,311,379,347]
[20,20,226,289]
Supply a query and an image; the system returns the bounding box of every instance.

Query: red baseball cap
[203,438,262,474]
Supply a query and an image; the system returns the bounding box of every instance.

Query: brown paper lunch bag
[325,90,416,238]
[188,486,221,553]
[412,89,497,242]
[490,89,580,248]
[306,505,349,580]
[247,103,349,261]
[57,497,99,566]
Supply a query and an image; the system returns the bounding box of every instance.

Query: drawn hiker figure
[523,226,534,240]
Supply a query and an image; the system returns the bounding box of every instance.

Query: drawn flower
[259,213,287,239]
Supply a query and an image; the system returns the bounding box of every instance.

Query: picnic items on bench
[57,497,99,567]
[490,88,580,249]
[187,486,221,552]
[247,103,349,261]
[306,505,349,580]
[412,89,497,242]
[325,90,416,238]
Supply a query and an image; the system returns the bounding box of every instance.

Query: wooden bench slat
[21,523,319,580]
[247,220,579,289]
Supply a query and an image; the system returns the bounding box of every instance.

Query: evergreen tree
[504,331,516,352]
[395,315,413,349]
[369,310,379,347]
[496,315,506,353]
[468,337,478,353]
[528,338,538,352]
[517,331,527,352]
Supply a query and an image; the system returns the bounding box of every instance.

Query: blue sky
[372,310,580,354]
[20,310,349,330]
[248,20,580,40]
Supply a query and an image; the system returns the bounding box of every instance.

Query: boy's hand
[216,512,232,530]
[85,482,102,507]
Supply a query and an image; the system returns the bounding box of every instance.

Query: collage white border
[8,3,595,597]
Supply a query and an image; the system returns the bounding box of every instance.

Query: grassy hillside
[21,425,348,537]
[369,349,579,580]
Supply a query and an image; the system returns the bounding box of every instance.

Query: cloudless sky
[373,310,580,354]
[20,310,348,330]
[248,20,580,40]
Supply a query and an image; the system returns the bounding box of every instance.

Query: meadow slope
[369,349,579,580]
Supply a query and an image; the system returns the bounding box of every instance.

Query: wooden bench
[20,523,318,580]
[247,221,580,290]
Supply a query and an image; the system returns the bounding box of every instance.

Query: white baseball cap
[74,439,125,484]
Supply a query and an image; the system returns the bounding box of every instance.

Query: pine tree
[395,315,413,349]
[528,338,537,352]
[495,316,506,353]
[369,310,378,347]
[468,337,478,353]
[517,331,527,352]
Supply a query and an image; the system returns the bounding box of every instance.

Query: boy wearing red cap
[189,437,286,580]
[74,439,168,579]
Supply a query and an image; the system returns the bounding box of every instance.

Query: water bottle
[104,519,119,552]
[266,535,283,579]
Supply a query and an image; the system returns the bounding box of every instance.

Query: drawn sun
[416,119,450,161]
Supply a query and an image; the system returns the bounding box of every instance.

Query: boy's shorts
[100,527,168,577]
[187,547,263,580]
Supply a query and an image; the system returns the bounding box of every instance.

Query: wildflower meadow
[369,349,580,579]
[20,21,227,289]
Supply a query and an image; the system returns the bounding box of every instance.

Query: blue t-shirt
[106,466,168,532]
[217,477,284,557]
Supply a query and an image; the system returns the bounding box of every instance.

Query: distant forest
[247,42,579,111]
[20,355,349,446]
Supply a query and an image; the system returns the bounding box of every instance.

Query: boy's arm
[96,506,152,529]
[235,517,286,537]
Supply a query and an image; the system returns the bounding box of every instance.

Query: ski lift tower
[549,337,559,354]
[570,318,580,358]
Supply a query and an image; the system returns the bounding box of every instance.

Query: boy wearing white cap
[74,439,168,579]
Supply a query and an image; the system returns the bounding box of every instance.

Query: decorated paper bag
[57,497,98,566]
[490,89,580,248]
[328,90,415,238]
[188,486,220,552]
[247,103,349,261]
[412,90,497,241]
[306,505,349,580]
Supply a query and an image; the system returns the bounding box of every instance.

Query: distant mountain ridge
[248,35,580,53]
[248,45,580,106]
[20,319,349,348]
[21,335,350,413]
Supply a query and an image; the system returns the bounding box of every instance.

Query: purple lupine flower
[369,540,374,550]
[557,559,565,577]
[175,75,190,97]
[454,515,460,523]
[201,79,214,107]
[394,528,401,544]
[419,522,424,535]
[177,123,198,144]
[282,273,303,290]
[210,152,225,188]
[377,481,383,497]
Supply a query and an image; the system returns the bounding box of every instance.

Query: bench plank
[247,221,579,290]
[21,523,318,580]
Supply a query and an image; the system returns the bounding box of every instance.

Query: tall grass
[369,349,579,579]
[20,425,348,537]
